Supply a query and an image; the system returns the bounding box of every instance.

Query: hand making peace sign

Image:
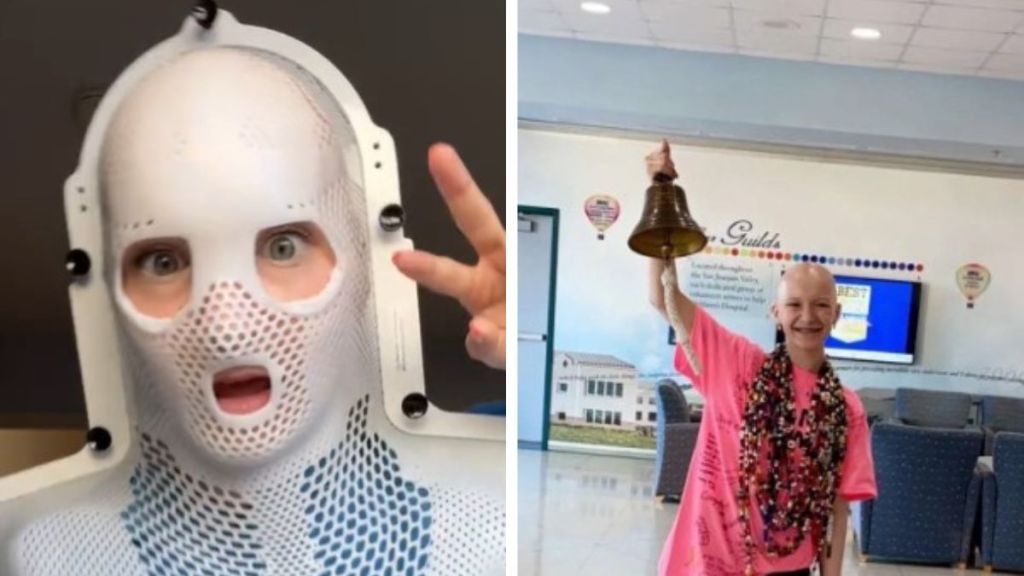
[391,143,506,370]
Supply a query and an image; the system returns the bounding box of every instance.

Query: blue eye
[269,235,297,260]
[262,231,307,262]
[137,250,186,276]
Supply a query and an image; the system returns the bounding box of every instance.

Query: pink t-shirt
[659,307,877,575]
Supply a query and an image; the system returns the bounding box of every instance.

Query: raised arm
[648,257,697,335]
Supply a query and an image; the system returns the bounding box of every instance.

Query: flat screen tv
[776,275,922,364]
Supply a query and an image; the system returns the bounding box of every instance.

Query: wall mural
[521,128,1024,451]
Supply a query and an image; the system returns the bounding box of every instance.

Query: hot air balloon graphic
[584,194,621,240]
[956,263,991,309]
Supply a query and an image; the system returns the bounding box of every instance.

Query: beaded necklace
[736,345,847,575]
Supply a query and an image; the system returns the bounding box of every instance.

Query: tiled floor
[519,449,1004,576]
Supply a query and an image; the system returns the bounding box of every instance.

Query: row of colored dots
[701,245,924,272]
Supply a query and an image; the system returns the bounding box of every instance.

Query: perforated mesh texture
[427,488,505,575]
[122,434,269,575]
[16,496,140,575]
[166,280,316,460]
[115,397,442,576]
[299,397,432,576]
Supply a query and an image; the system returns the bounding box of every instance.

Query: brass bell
[627,144,708,259]
[631,141,707,375]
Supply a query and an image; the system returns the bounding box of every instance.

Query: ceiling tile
[520,29,578,41]
[733,11,822,36]
[921,5,1024,32]
[902,45,989,67]
[820,37,905,60]
[560,13,651,37]
[552,0,646,21]
[520,10,571,34]
[520,0,558,12]
[649,20,735,45]
[640,3,731,27]
[897,62,980,77]
[822,19,915,44]
[985,52,1024,71]
[1001,34,1024,54]
[933,0,1024,10]
[729,0,826,17]
[574,31,659,46]
[741,48,818,62]
[827,0,927,25]
[912,27,1007,52]
[817,56,899,70]
[519,0,1024,81]
[657,39,737,54]
[557,0,649,36]
[649,0,731,6]
[736,27,820,54]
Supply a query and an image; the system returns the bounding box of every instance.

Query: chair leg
[956,562,966,571]
[983,566,993,574]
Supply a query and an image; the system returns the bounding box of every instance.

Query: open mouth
[213,366,272,415]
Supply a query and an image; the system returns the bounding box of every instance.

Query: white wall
[519,128,1024,398]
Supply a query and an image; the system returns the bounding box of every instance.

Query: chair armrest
[662,423,700,463]
[664,422,700,441]
[962,465,990,564]
[981,472,997,565]
[852,499,873,554]
[983,428,995,456]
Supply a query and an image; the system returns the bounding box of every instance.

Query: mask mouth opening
[212,365,272,415]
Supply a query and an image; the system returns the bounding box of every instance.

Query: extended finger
[428,143,504,259]
[466,316,506,370]
[392,250,474,303]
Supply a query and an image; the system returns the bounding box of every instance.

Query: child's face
[771,264,841,355]
[122,223,336,319]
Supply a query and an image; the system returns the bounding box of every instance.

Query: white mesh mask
[103,46,364,465]
[0,9,504,576]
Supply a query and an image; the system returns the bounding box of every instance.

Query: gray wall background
[0,0,505,425]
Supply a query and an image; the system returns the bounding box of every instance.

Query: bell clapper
[660,248,702,375]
